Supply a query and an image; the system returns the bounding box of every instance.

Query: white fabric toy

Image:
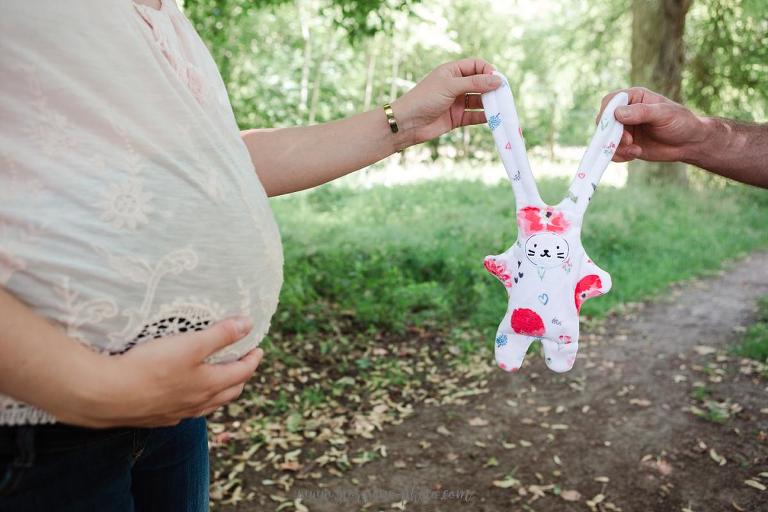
[481,72,628,373]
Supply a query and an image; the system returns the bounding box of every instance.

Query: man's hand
[596,87,706,163]
[597,87,768,187]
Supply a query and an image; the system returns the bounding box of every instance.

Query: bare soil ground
[291,252,768,512]
[219,251,768,512]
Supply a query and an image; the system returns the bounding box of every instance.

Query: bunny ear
[481,72,543,208]
[566,92,629,215]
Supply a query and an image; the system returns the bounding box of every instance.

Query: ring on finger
[464,92,484,112]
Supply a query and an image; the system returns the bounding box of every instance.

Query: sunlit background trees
[183,0,766,184]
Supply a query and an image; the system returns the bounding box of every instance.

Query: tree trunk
[630,0,692,185]
[308,36,332,124]
[363,37,378,112]
[297,0,312,122]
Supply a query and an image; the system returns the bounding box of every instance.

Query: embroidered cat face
[525,233,569,268]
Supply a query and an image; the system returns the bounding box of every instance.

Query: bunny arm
[483,248,521,290]
[573,253,612,312]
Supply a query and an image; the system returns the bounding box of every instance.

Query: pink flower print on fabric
[484,258,513,288]
[575,274,604,312]
[517,206,570,237]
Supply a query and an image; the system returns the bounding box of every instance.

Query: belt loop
[14,426,35,469]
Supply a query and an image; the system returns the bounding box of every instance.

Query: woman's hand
[63,317,263,428]
[0,287,264,429]
[239,57,501,195]
[391,58,501,150]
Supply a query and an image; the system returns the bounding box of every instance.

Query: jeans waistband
[0,423,136,456]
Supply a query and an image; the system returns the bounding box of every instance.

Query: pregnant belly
[3,173,284,364]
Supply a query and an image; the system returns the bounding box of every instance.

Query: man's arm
[597,87,768,188]
[241,58,501,197]
[685,117,768,187]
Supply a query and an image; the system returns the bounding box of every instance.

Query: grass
[733,296,768,362]
[211,178,768,505]
[268,178,768,339]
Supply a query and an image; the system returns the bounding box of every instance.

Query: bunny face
[525,232,569,268]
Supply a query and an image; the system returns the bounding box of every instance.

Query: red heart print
[577,172,586,179]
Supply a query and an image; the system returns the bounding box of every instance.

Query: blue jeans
[0,417,208,511]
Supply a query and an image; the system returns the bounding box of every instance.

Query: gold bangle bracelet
[383,103,399,134]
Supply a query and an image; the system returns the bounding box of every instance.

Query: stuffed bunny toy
[482,72,628,373]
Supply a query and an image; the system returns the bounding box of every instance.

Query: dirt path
[290,251,768,511]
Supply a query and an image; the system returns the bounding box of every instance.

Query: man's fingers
[613,144,642,162]
[597,86,674,124]
[621,129,633,147]
[614,103,666,126]
[189,317,253,361]
[596,90,623,124]
[206,347,264,390]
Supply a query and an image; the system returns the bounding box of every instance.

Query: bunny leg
[540,334,579,373]
[494,330,533,373]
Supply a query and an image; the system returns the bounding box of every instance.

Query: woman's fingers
[460,110,488,127]
[179,383,247,419]
[450,57,495,77]
[188,316,253,362]
[204,347,264,391]
[449,74,501,98]
[202,383,246,416]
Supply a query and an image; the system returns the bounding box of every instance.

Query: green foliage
[733,296,768,362]
[182,0,765,156]
[270,179,768,337]
[685,0,768,121]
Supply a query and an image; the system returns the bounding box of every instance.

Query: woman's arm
[242,58,501,196]
[0,287,263,427]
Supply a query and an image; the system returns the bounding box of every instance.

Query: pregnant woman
[0,1,501,509]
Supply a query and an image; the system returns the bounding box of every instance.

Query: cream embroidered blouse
[0,1,284,425]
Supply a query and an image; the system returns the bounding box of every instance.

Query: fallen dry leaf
[469,417,489,427]
[709,448,726,466]
[492,476,520,489]
[744,479,766,491]
[561,489,581,501]
[586,493,605,511]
